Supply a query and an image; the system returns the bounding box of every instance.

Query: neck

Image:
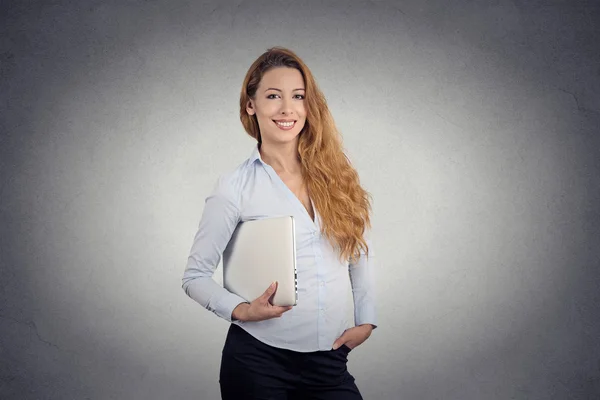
[258,139,302,174]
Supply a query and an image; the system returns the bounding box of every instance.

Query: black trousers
[219,323,363,400]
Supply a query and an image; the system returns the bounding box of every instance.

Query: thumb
[332,335,345,350]
[263,281,277,298]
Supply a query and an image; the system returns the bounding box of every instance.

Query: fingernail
[270,281,276,288]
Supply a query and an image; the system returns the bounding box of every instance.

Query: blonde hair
[239,47,372,263]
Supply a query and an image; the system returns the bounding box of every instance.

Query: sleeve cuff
[354,299,378,328]
[214,291,249,323]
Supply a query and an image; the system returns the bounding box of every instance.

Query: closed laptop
[223,216,298,307]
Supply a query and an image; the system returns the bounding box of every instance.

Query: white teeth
[275,121,294,127]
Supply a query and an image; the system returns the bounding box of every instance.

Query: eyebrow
[264,87,305,92]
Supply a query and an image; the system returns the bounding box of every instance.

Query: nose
[280,97,294,115]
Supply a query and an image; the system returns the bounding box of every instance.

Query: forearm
[348,243,378,329]
[351,289,377,328]
[182,274,247,323]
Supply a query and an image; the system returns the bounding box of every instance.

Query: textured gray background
[1,0,599,399]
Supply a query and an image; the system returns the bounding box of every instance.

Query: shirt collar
[249,143,264,165]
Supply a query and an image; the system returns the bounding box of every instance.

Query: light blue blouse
[182,144,377,352]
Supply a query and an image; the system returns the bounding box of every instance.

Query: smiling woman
[247,67,307,142]
[182,47,377,400]
[239,48,373,264]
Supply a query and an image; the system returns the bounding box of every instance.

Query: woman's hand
[232,281,293,322]
[332,324,374,350]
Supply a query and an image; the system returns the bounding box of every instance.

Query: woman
[182,47,377,400]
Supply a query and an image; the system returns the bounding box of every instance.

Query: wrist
[232,302,250,321]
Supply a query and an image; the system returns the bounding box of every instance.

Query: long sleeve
[348,237,378,329]
[181,177,248,323]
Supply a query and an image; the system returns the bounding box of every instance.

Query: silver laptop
[222,216,297,307]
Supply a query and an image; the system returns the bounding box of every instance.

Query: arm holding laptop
[231,281,292,321]
[182,177,291,323]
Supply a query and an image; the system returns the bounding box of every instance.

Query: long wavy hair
[239,47,372,263]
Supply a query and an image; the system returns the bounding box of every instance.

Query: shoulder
[211,154,257,206]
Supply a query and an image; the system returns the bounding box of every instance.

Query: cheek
[259,107,279,120]
[297,104,307,118]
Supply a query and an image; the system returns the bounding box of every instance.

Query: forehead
[259,67,305,89]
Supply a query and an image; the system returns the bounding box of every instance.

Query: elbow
[181,276,191,296]
[181,266,198,297]
[182,269,203,297]
[182,256,216,297]
[181,267,211,297]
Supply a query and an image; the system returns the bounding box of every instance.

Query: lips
[273,120,296,130]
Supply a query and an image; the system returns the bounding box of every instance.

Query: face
[246,67,307,146]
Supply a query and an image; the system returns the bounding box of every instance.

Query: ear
[246,99,255,116]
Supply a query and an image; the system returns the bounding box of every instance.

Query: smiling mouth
[273,120,296,129]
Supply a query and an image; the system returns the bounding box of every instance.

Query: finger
[262,281,277,298]
[332,338,345,350]
[271,305,292,315]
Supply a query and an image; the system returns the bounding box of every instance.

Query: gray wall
[1,1,599,399]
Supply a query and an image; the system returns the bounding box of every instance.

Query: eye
[294,94,305,100]
[267,94,280,99]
